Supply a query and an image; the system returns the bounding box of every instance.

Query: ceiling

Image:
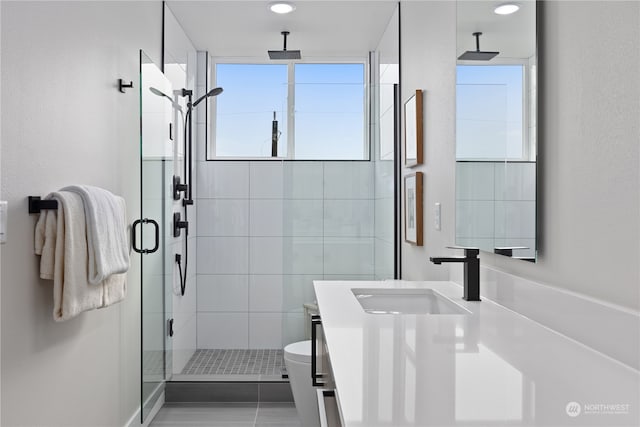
[166,0,399,59]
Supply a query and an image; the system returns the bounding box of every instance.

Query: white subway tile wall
[197,275,249,312]
[249,275,284,312]
[197,313,249,349]
[249,313,284,349]
[323,238,375,275]
[249,237,284,275]
[456,162,536,258]
[249,162,284,199]
[197,161,250,199]
[283,161,324,199]
[197,237,249,275]
[196,160,385,349]
[197,199,249,236]
[323,162,374,199]
[282,237,324,275]
[282,199,324,236]
[249,199,284,236]
[323,200,375,237]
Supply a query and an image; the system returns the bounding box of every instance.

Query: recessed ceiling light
[494,3,520,15]
[270,2,296,14]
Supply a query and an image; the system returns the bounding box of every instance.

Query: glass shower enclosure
[139,51,175,422]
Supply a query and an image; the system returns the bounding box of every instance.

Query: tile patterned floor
[181,349,286,376]
[149,402,301,427]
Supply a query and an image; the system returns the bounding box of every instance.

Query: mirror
[455,0,537,261]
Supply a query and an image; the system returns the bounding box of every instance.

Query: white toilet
[284,340,320,427]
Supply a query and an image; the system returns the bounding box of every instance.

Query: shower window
[210,62,367,160]
[213,64,289,158]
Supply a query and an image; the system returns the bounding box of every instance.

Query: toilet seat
[284,340,312,364]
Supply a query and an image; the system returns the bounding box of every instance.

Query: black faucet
[430,247,480,301]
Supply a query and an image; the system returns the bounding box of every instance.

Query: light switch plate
[0,201,7,243]
[434,202,441,231]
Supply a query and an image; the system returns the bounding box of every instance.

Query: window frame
[208,56,370,161]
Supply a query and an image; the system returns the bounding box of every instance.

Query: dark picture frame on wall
[404,172,423,246]
[404,89,423,167]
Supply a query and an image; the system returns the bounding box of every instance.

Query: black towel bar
[28,196,58,214]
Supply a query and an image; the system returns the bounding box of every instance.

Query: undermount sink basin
[351,288,470,315]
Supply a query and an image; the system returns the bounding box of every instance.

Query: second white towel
[61,185,130,285]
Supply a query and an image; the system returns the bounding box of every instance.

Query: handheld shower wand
[192,87,224,108]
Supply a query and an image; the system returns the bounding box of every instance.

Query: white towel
[35,201,56,280]
[61,185,130,285]
[34,191,127,322]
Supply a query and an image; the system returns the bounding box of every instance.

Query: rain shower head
[192,87,224,107]
[458,32,499,61]
[268,31,302,60]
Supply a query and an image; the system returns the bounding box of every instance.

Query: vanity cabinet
[311,315,343,427]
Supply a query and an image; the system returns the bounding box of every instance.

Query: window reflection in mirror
[455,1,537,262]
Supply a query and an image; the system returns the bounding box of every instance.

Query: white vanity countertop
[314,280,639,427]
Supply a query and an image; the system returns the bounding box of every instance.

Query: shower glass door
[140,51,174,422]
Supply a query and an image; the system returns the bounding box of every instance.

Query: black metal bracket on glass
[28,196,58,214]
[131,218,159,254]
[311,315,326,387]
[118,79,134,93]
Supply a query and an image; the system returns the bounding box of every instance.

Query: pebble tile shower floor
[182,349,286,376]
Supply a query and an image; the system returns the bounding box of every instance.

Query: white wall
[400,1,640,311]
[1,2,162,425]
[400,1,457,281]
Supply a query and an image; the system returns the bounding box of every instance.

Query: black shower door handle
[132,218,160,254]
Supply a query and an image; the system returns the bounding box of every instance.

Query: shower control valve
[173,212,189,238]
[173,175,188,201]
